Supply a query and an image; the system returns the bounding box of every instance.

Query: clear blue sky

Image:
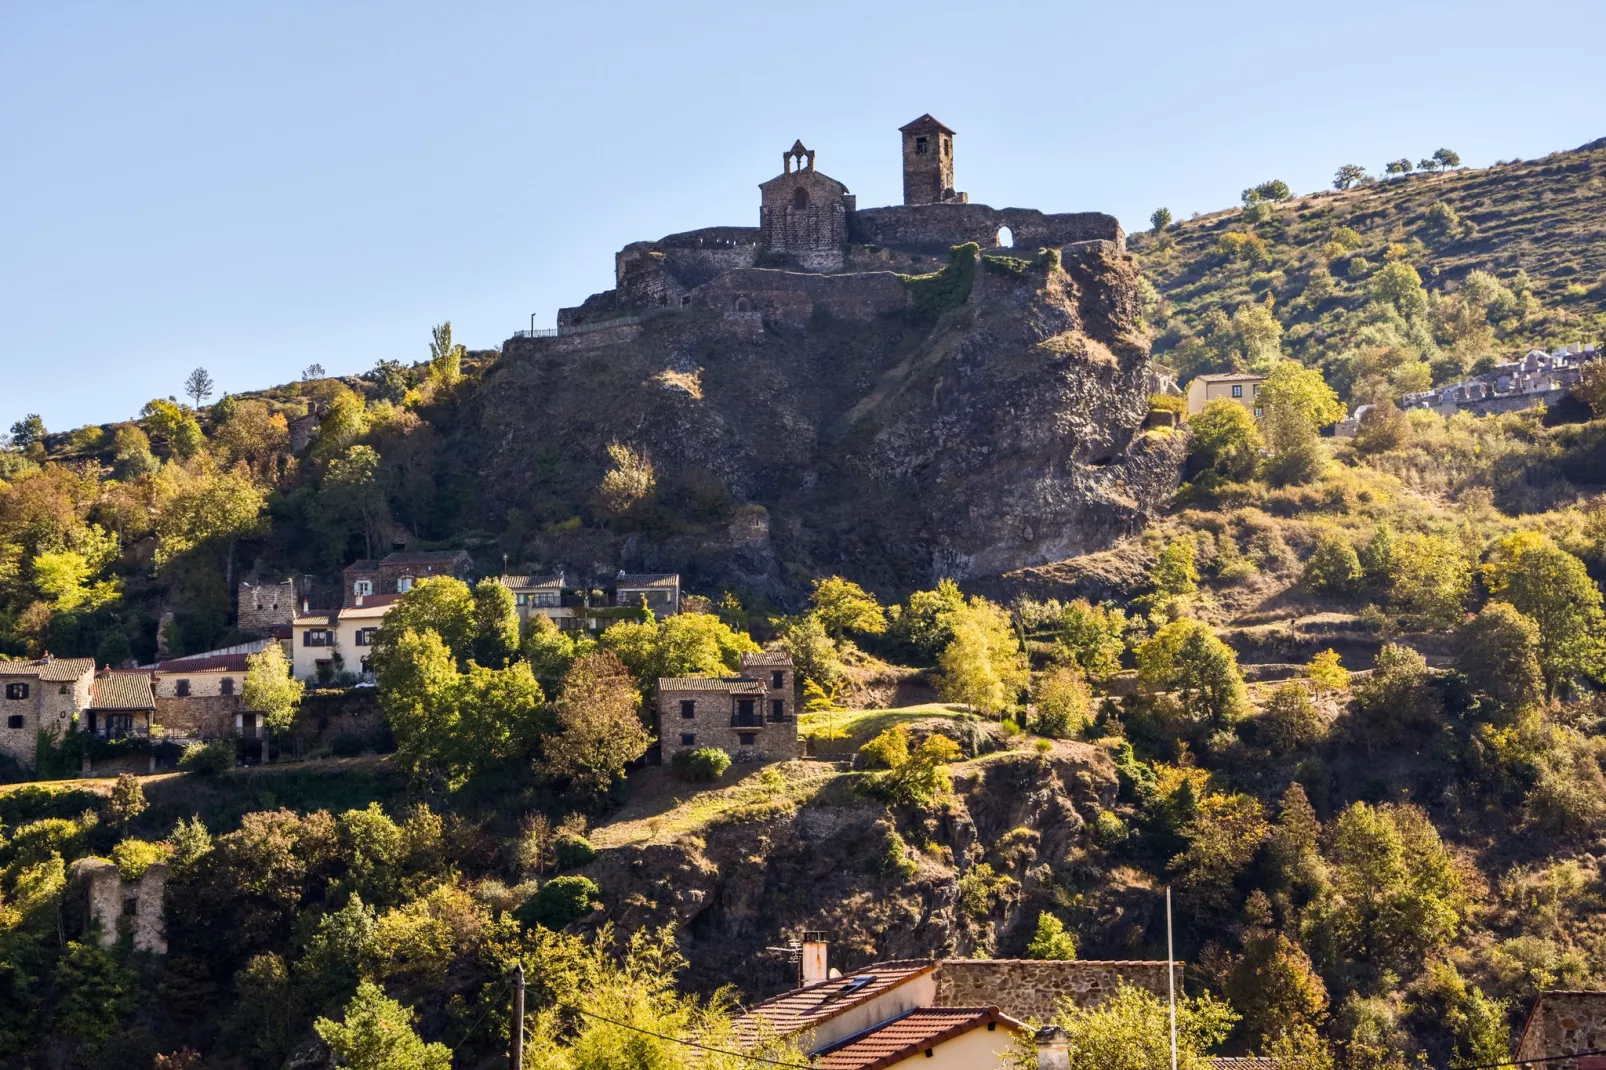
[4,0,1602,432]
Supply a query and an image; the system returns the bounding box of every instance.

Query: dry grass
[590,760,843,850]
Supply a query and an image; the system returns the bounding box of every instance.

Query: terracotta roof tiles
[0,657,96,682]
[90,673,156,711]
[815,1007,1022,1070]
[735,962,937,1045]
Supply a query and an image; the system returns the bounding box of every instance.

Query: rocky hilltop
[458,242,1182,596]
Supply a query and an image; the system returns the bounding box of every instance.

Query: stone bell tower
[900,114,966,206]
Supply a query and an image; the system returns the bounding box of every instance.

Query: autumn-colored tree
[543,651,651,798]
[808,575,887,638]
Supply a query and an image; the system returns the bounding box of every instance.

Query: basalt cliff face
[458,243,1183,598]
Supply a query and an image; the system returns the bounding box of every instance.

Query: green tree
[1303,530,1363,595]
[1456,601,1545,715]
[774,613,845,691]
[1172,791,1269,911]
[1261,683,1323,754]
[1136,619,1250,728]
[140,399,205,459]
[1151,207,1172,234]
[470,577,520,668]
[889,579,966,661]
[859,727,962,806]
[523,613,592,691]
[1054,599,1126,679]
[318,445,387,562]
[596,442,655,516]
[427,322,464,387]
[1334,164,1368,190]
[1187,399,1263,482]
[1432,148,1461,169]
[543,652,651,798]
[1252,179,1292,202]
[1388,532,1470,629]
[1026,912,1078,960]
[242,642,305,738]
[1148,540,1199,607]
[183,367,214,408]
[51,940,138,1050]
[1045,981,1237,1070]
[809,575,887,639]
[599,612,759,690]
[1385,158,1413,176]
[1258,361,1343,485]
[372,577,476,671]
[1224,894,1330,1046]
[1313,802,1465,975]
[1370,262,1429,319]
[7,415,45,451]
[314,981,450,1070]
[1483,531,1606,695]
[152,461,267,581]
[311,387,370,462]
[936,596,1028,716]
[104,773,147,831]
[1034,664,1091,738]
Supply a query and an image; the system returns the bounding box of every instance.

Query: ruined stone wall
[154,694,240,740]
[74,859,166,953]
[931,960,1176,1022]
[1517,993,1606,1069]
[851,205,1123,255]
[691,268,909,326]
[238,579,297,632]
[291,690,386,746]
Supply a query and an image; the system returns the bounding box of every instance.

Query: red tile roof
[90,672,156,711]
[815,1007,1022,1070]
[157,653,252,673]
[0,657,96,682]
[735,962,937,1046]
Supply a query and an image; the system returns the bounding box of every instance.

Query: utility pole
[1166,887,1178,1070]
[510,964,525,1070]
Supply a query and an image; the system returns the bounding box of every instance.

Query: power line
[1449,1050,1606,1070]
[560,1004,813,1067]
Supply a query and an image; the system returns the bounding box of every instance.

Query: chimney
[1035,1026,1070,1070]
[801,931,829,987]
[302,597,309,615]
[355,595,364,607]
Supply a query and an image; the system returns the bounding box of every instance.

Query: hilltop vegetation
[1135,138,1606,401]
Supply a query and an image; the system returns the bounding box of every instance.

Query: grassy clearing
[591,761,845,850]
[798,703,975,746]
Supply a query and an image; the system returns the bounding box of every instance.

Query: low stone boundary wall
[932,959,1176,1022]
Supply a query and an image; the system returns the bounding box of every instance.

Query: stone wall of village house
[0,671,93,769]
[932,960,1177,1022]
[154,669,241,699]
[1517,994,1606,1068]
[155,695,241,740]
[656,687,800,764]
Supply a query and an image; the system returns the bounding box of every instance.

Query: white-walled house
[291,594,397,683]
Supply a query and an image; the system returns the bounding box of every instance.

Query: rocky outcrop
[579,743,1163,1004]
[463,243,1182,597]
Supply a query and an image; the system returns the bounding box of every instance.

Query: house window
[175,680,191,697]
[304,629,332,647]
[6,715,23,729]
[396,577,414,593]
[58,685,67,695]
[915,136,928,155]
[4,683,28,700]
[360,656,371,674]
[771,699,786,721]
[354,579,373,597]
[104,714,133,739]
[680,295,692,307]
[1254,407,1264,418]
[355,628,376,646]
[220,677,235,696]
[680,700,696,719]
[1231,384,1243,398]
[515,593,528,606]
[737,732,757,746]
[680,733,696,747]
[771,671,784,689]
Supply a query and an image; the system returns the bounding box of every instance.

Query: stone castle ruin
[548,114,1125,332]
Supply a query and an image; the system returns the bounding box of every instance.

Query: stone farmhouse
[510,114,1124,348]
[0,656,95,769]
[658,651,798,763]
[734,936,1177,1070]
[149,640,281,740]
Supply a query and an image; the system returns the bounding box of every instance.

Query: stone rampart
[851,205,1124,255]
[932,959,1176,1022]
[691,268,910,326]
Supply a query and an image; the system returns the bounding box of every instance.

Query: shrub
[517,875,601,931]
[330,732,368,758]
[1093,810,1130,848]
[552,832,597,871]
[110,838,171,882]
[1302,530,1363,595]
[1035,666,1091,739]
[178,740,234,776]
[671,746,732,783]
[1026,912,1078,960]
[1260,684,1324,754]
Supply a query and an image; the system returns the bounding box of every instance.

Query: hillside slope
[1134,138,1606,394]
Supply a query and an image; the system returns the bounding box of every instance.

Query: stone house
[342,549,472,607]
[614,572,681,617]
[657,651,797,762]
[0,656,95,769]
[86,672,155,740]
[735,937,1177,1069]
[1517,991,1606,1070]
[292,594,398,683]
[758,141,855,273]
[498,572,583,630]
[1185,372,1266,416]
[151,644,274,740]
